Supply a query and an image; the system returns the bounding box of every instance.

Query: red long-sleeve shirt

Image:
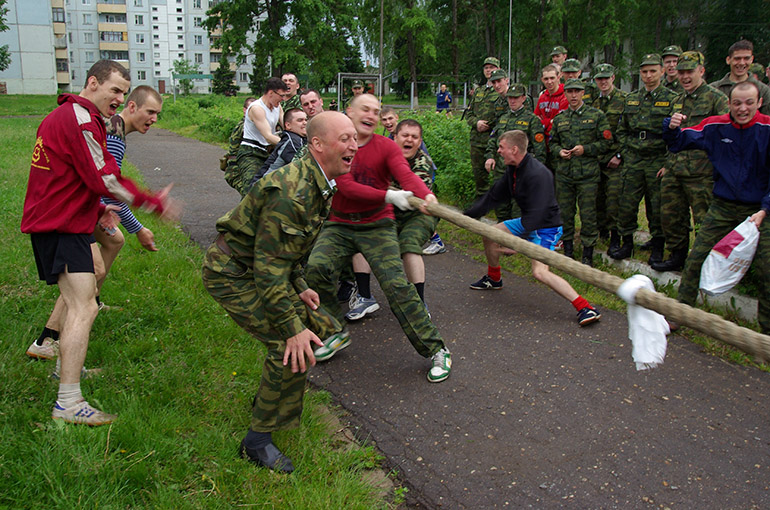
[21,94,164,234]
[534,84,568,136]
[329,134,431,224]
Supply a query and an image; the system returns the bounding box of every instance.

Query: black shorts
[31,233,95,285]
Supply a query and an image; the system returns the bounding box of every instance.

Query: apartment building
[0,0,251,95]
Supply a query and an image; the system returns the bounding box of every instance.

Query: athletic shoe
[469,275,503,290]
[337,280,357,303]
[427,347,452,383]
[424,301,431,320]
[98,301,123,311]
[239,440,294,473]
[345,294,380,321]
[51,366,102,380]
[52,400,116,426]
[422,239,446,255]
[314,330,351,362]
[577,306,601,326]
[26,338,58,360]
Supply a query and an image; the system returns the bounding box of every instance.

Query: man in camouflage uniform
[710,39,770,115]
[591,63,627,251]
[550,45,568,67]
[651,51,729,272]
[223,97,256,188]
[466,56,506,199]
[610,54,679,264]
[662,45,684,94]
[484,83,546,221]
[202,111,356,473]
[549,79,613,266]
[342,79,365,110]
[281,73,302,110]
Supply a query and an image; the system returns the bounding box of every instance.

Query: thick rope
[411,197,770,362]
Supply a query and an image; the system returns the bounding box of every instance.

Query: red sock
[571,296,590,311]
[488,265,501,281]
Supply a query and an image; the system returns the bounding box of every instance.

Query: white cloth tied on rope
[617,275,670,371]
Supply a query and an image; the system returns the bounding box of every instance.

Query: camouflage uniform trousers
[555,170,600,247]
[597,162,622,233]
[232,144,269,197]
[306,219,445,358]
[678,198,770,335]
[395,209,439,255]
[490,163,521,222]
[660,165,713,251]
[617,150,665,238]
[470,144,491,200]
[202,244,342,432]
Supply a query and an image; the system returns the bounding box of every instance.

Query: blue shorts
[502,218,562,251]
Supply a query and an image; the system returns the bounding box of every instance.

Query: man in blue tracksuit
[664,81,770,334]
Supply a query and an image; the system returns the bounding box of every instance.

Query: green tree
[172,58,199,95]
[212,54,237,95]
[0,0,10,72]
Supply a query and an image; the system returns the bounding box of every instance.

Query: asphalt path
[127,128,770,509]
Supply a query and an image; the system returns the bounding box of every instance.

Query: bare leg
[482,223,513,267]
[530,259,579,302]
[352,253,370,273]
[56,270,99,384]
[402,252,425,283]
[93,228,124,292]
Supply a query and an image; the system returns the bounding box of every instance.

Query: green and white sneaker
[427,347,451,383]
[314,330,351,362]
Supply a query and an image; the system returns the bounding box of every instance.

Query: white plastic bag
[699,217,760,296]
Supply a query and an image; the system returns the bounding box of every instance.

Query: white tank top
[242,98,280,148]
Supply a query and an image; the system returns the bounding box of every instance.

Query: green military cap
[563,78,585,90]
[661,45,683,58]
[640,53,663,67]
[489,69,508,81]
[483,56,501,67]
[750,62,765,75]
[352,80,364,88]
[561,58,582,73]
[593,63,615,78]
[506,83,527,97]
[550,45,568,56]
[677,51,705,70]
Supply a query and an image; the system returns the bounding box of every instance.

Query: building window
[153,34,159,40]
[100,31,125,42]
[85,51,95,63]
[155,70,161,76]
[101,50,129,60]
[153,43,159,48]
[68,32,73,43]
[177,17,183,22]
[152,7,157,12]
[178,44,184,49]
[209,53,220,63]
[193,0,202,8]
[135,0,143,6]
[176,8,182,13]
[82,0,90,4]
[136,33,145,44]
[52,8,65,23]
[152,16,158,22]
[194,53,203,64]
[103,14,126,23]
[154,52,160,58]
[72,70,77,79]
[194,35,202,45]
[178,53,184,58]
[177,26,183,31]
[83,13,92,25]
[193,17,203,27]
[178,35,184,40]
[239,72,248,82]
[135,15,144,25]
[56,59,69,72]
[137,52,146,62]
[138,70,146,80]
[84,32,94,43]
[153,26,159,31]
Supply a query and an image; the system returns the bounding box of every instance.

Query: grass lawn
[0,116,398,508]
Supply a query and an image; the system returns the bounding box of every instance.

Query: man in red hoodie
[21,60,179,426]
[534,63,569,139]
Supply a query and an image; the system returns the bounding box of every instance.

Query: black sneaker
[577,306,601,326]
[469,275,503,290]
[239,440,295,473]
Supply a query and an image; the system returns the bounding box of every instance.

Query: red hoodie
[21,94,164,234]
[534,83,568,136]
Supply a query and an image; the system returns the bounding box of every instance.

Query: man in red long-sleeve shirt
[305,94,452,383]
[21,60,179,426]
[534,63,569,138]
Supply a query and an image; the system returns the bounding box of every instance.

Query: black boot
[650,247,688,272]
[610,235,634,260]
[563,240,574,259]
[608,229,620,255]
[647,237,665,265]
[582,246,594,267]
[599,229,609,241]
[639,238,654,250]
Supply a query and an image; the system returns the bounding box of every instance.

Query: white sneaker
[26,338,58,360]
[422,239,447,255]
[314,330,351,362]
[52,400,116,426]
[345,294,380,321]
[427,347,452,383]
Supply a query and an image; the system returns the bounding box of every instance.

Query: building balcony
[100,41,129,51]
[97,2,127,14]
[51,0,64,7]
[53,22,66,34]
[115,59,130,70]
[57,71,71,84]
[55,48,68,59]
[54,36,67,49]
[98,22,127,32]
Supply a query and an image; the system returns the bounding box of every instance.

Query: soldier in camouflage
[550,45,568,67]
[202,111,357,473]
[223,97,256,188]
[591,63,627,252]
[281,73,302,111]
[662,45,684,94]
[709,39,770,115]
[466,56,506,199]
[610,54,679,264]
[550,79,613,266]
[485,83,547,221]
[651,51,729,272]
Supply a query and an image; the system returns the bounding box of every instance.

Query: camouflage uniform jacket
[214,152,336,339]
[283,94,302,111]
[549,103,612,177]
[485,105,547,162]
[617,84,679,155]
[225,119,246,166]
[591,86,627,163]
[664,78,684,94]
[391,148,434,191]
[466,84,505,146]
[709,73,770,115]
[582,79,599,104]
[666,82,729,173]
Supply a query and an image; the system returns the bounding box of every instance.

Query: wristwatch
[615,153,622,160]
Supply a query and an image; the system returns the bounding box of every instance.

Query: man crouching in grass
[202,111,357,473]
